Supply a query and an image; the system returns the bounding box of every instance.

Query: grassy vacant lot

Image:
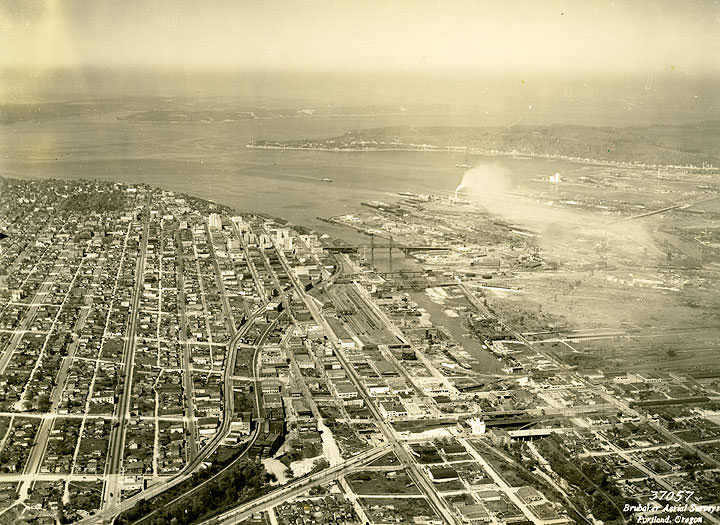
[368,451,401,467]
[347,470,421,495]
[432,478,466,492]
[360,497,437,522]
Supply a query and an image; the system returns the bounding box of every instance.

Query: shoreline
[246,143,719,173]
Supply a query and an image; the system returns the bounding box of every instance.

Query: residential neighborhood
[0,178,719,525]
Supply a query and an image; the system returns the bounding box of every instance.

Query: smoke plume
[455,162,657,258]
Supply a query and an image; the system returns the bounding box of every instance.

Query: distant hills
[0,100,125,124]
[250,123,720,168]
[0,98,409,125]
[118,109,256,123]
[2,97,718,168]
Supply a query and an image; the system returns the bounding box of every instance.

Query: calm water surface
[0,112,594,368]
[0,113,585,233]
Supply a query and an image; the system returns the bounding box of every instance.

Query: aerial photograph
[0,1,719,524]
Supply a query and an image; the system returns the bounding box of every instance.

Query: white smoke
[454,162,680,339]
[454,181,466,201]
[456,163,512,207]
[455,162,657,257]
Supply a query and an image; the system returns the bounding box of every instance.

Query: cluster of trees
[120,459,273,525]
[233,390,255,416]
[538,437,627,524]
[63,191,127,213]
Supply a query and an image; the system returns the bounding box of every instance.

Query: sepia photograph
[0,1,719,523]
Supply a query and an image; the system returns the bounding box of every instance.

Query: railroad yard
[0,172,719,525]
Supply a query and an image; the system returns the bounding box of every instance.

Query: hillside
[250,123,720,168]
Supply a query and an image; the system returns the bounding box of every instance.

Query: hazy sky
[1,0,718,74]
